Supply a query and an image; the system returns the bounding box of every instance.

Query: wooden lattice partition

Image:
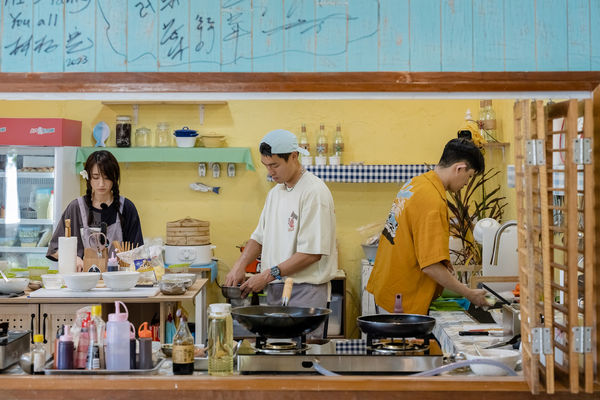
[514,98,597,394]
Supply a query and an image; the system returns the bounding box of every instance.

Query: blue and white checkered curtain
[306,164,430,183]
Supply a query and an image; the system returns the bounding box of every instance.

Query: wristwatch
[270,265,282,280]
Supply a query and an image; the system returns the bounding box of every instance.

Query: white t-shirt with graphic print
[251,170,337,285]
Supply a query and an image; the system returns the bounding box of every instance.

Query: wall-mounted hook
[198,162,206,177]
[227,163,235,177]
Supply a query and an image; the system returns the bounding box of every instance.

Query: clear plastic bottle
[57,325,74,370]
[32,334,46,374]
[105,301,130,370]
[46,190,54,221]
[137,322,153,370]
[172,309,194,375]
[156,122,171,147]
[207,303,233,376]
[333,123,344,164]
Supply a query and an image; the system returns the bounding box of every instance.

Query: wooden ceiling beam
[0,72,598,92]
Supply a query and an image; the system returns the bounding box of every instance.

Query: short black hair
[259,142,291,161]
[438,138,485,174]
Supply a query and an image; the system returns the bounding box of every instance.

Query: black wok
[357,314,436,338]
[231,305,331,338]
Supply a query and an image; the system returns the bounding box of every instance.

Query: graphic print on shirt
[288,211,298,232]
[382,181,414,245]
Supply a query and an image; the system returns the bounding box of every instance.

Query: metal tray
[43,357,165,375]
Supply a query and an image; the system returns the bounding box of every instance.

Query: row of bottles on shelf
[96,117,177,148]
[298,123,345,166]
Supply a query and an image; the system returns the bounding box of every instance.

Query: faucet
[490,221,517,266]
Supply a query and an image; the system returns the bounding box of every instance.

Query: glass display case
[0,146,79,273]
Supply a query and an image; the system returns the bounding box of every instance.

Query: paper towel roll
[58,236,77,274]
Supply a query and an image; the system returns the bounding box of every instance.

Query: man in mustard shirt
[367,138,489,314]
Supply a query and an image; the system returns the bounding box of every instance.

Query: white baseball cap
[260,129,310,156]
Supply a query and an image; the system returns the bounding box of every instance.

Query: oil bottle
[207,303,233,376]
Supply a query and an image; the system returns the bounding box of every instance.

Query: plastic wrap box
[0,118,81,146]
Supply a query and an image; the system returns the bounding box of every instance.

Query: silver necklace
[285,168,305,192]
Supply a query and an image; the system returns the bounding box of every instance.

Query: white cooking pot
[164,244,216,266]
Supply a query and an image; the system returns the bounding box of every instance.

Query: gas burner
[255,341,311,354]
[368,339,430,355]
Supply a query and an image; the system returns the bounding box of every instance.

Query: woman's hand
[76,256,84,272]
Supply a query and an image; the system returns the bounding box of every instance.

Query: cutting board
[29,287,160,298]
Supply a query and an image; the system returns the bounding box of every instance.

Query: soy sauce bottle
[172,309,194,375]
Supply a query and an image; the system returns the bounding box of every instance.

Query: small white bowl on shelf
[62,272,100,291]
[102,271,140,291]
[174,136,197,148]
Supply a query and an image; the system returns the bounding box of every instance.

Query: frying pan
[357,314,436,338]
[231,306,331,338]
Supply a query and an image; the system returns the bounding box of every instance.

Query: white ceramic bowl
[41,274,64,290]
[102,271,140,291]
[175,136,197,148]
[0,277,29,294]
[466,348,521,376]
[62,272,100,291]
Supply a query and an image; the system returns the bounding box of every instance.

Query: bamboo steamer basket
[166,218,210,246]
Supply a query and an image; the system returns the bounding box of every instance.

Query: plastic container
[156,122,171,147]
[35,188,51,219]
[28,265,49,281]
[207,303,233,376]
[138,322,153,370]
[361,244,378,262]
[90,305,106,368]
[328,294,343,336]
[41,273,63,289]
[105,301,130,370]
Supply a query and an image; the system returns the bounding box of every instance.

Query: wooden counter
[1,374,597,400]
[0,279,209,346]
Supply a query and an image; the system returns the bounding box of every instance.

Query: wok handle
[281,278,294,306]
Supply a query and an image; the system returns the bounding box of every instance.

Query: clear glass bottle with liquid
[333,123,344,165]
[32,334,46,374]
[207,303,233,376]
[479,100,497,142]
[172,310,194,375]
[156,122,171,147]
[299,123,310,154]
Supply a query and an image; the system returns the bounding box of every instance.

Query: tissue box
[0,118,81,146]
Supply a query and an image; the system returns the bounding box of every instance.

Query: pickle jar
[156,122,171,147]
[115,115,132,148]
[135,127,152,147]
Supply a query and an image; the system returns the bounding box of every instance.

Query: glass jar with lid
[156,122,171,147]
[135,127,152,147]
[115,115,132,147]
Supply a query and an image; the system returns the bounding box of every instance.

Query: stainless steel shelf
[0,171,54,179]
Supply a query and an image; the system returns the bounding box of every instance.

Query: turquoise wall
[1,0,598,73]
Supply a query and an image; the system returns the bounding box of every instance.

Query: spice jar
[135,127,152,147]
[156,122,171,147]
[115,115,132,148]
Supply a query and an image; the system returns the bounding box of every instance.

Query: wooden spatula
[281,278,294,306]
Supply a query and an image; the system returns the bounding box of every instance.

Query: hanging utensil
[281,278,294,306]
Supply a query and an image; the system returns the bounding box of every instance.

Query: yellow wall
[0,98,517,338]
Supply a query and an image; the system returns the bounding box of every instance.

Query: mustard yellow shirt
[366,170,450,314]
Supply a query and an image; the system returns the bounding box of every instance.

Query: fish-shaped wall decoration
[93,121,110,147]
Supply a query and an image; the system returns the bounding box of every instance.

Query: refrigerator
[0,146,79,274]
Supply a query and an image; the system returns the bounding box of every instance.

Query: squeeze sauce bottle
[105,301,130,370]
[57,325,74,370]
[138,322,153,370]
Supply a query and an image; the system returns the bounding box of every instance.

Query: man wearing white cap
[225,129,337,337]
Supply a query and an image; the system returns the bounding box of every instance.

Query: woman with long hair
[47,150,143,271]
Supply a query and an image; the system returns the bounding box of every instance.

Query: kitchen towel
[58,236,77,274]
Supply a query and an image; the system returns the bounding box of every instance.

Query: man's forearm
[278,252,322,277]
[422,262,471,297]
